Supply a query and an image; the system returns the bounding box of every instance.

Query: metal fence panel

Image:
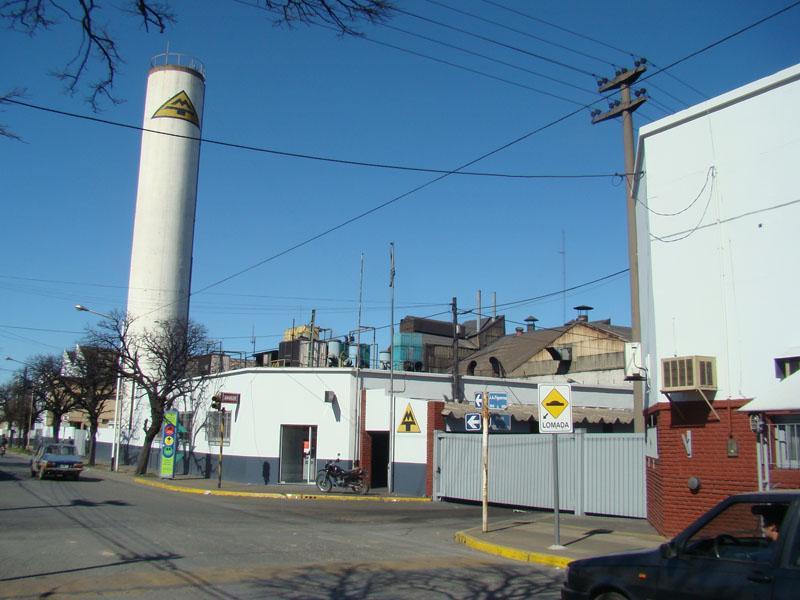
[435,431,645,518]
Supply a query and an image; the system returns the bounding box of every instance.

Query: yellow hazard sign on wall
[152,91,200,127]
[397,403,421,433]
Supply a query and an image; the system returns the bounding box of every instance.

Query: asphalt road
[0,453,565,599]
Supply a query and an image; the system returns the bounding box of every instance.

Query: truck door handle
[747,572,772,584]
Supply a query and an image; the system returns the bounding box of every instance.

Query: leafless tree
[28,354,77,442]
[85,310,212,475]
[62,344,117,465]
[1,0,393,111]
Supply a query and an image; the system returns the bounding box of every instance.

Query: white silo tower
[126,54,205,335]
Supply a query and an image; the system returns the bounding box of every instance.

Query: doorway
[279,425,317,483]
[369,431,389,488]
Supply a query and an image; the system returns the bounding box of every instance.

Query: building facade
[634,64,800,535]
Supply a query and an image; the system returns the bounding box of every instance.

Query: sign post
[538,384,572,549]
[481,391,489,533]
[159,410,178,479]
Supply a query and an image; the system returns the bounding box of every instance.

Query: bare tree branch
[1,1,392,111]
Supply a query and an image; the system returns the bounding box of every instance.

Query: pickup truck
[562,490,800,600]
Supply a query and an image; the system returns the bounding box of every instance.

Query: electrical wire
[354,33,592,106]
[420,0,617,68]
[379,21,596,96]
[392,6,598,78]
[639,166,715,217]
[3,97,622,180]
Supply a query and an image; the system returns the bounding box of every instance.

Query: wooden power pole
[591,61,648,433]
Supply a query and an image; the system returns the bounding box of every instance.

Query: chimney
[524,316,538,332]
[515,327,524,336]
[573,305,593,322]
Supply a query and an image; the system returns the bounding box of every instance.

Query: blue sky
[2,0,798,381]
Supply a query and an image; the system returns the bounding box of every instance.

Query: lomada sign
[537,384,573,434]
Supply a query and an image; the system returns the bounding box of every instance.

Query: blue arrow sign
[465,413,482,431]
[474,392,508,410]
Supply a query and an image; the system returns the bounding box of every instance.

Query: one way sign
[465,413,481,431]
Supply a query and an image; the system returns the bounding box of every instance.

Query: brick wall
[358,389,370,483]
[426,401,445,497]
[646,399,759,537]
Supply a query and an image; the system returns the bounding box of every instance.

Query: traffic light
[211,395,222,411]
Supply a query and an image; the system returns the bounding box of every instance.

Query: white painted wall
[635,64,800,408]
[192,368,356,461]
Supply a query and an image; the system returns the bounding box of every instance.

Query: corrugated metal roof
[441,402,633,424]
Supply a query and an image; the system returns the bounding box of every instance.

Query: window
[775,356,800,380]
[683,501,789,563]
[206,411,231,446]
[771,420,800,469]
[177,411,193,445]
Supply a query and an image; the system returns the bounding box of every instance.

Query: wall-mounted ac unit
[661,355,717,392]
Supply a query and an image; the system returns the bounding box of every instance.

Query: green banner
[159,410,178,479]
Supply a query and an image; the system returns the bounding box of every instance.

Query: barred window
[206,411,231,446]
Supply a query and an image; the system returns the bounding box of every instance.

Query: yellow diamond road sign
[538,384,573,433]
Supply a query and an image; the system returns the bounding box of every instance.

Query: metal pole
[111,372,122,470]
[217,407,225,489]
[476,290,481,343]
[388,242,396,494]
[482,391,489,533]
[551,434,562,548]
[452,297,460,402]
[355,254,364,464]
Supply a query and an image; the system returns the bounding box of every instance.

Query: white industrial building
[633,63,800,534]
[96,369,633,496]
[635,62,800,412]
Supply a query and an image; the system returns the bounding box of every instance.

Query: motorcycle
[315,457,369,495]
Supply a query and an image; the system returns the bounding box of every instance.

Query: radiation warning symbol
[397,403,421,433]
[152,90,200,127]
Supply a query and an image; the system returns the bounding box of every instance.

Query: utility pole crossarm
[597,65,646,93]
[591,96,647,124]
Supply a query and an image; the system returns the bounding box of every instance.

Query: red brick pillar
[426,401,445,497]
[646,399,759,536]
[358,388,371,479]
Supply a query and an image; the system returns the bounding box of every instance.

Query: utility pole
[591,60,648,434]
[451,297,460,402]
[388,243,396,493]
[307,309,316,367]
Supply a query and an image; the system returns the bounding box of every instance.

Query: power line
[356,33,592,106]
[4,97,621,179]
[421,0,616,68]
[477,0,635,59]
[392,6,598,78]
[639,1,800,86]
[379,22,596,97]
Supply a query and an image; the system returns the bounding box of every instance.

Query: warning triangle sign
[397,403,421,433]
[152,91,200,127]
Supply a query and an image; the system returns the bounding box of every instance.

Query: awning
[739,370,800,412]
[441,403,633,424]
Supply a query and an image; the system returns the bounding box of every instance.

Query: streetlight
[5,356,34,448]
[75,304,124,471]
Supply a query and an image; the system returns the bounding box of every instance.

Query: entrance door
[370,431,389,489]
[279,425,317,483]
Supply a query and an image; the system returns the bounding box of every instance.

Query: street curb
[134,477,431,503]
[454,531,573,569]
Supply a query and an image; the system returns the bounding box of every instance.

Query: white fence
[433,431,646,518]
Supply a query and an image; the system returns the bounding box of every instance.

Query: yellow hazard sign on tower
[152,91,200,127]
[397,403,421,433]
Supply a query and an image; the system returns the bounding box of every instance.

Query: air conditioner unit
[661,355,717,392]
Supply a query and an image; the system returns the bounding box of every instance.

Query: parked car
[562,491,800,600]
[30,443,84,480]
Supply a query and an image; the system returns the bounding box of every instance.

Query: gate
[433,431,646,518]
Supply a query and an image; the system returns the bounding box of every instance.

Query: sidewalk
[89,465,666,568]
[455,511,666,568]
